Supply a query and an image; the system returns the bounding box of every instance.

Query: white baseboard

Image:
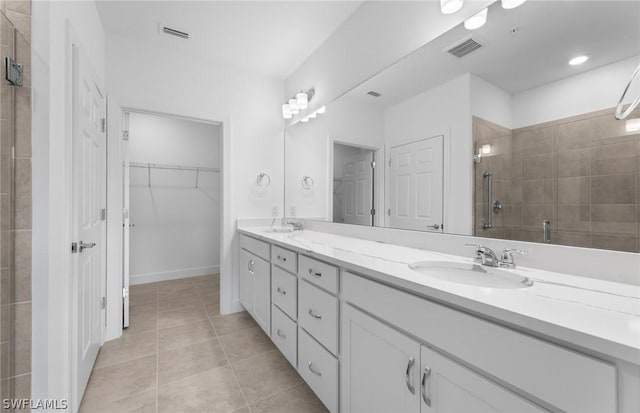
[130,266,219,285]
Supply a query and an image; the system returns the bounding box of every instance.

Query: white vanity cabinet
[239,235,271,335]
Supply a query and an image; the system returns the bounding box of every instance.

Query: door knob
[79,241,96,252]
[427,224,440,230]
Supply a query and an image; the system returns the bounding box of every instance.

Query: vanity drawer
[298,327,339,413]
[272,265,297,319]
[272,245,297,274]
[240,234,270,261]
[298,280,338,355]
[299,255,339,294]
[271,305,297,368]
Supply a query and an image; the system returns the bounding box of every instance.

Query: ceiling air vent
[162,26,190,40]
[367,91,381,97]
[446,38,482,58]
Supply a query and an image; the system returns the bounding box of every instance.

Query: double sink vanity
[237,224,640,413]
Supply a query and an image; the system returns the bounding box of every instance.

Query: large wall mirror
[284,0,640,253]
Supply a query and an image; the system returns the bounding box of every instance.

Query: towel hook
[615,62,640,120]
[256,172,271,187]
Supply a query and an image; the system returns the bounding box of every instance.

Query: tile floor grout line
[247,381,305,408]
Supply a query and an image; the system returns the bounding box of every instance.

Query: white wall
[128,113,220,283]
[31,0,106,406]
[285,97,384,221]
[470,74,513,129]
[106,33,285,316]
[513,56,640,128]
[384,74,473,235]
[285,0,494,117]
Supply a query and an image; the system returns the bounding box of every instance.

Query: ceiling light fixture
[569,55,589,66]
[282,89,321,120]
[501,0,527,9]
[464,8,488,30]
[625,118,640,132]
[440,0,463,15]
[296,92,309,110]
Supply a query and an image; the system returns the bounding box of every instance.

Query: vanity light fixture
[316,106,326,114]
[288,98,299,114]
[625,118,640,132]
[569,55,589,66]
[440,0,463,15]
[282,89,315,119]
[296,92,309,110]
[464,8,488,30]
[300,117,309,123]
[501,0,527,9]
[282,104,292,119]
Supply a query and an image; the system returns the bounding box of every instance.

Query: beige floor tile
[158,338,228,386]
[203,299,221,317]
[83,355,157,405]
[219,326,275,364]
[249,383,328,413]
[125,309,158,336]
[232,350,302,403]
[211,311,257,336]
[198,289,220,305]
[80,388,156,413]
[158,278,195,294]
[95,329,157,369]
[158,302,208,329]
[158,319,215,352]
[129,285,158,306]
[158,289,199,310]
[228,407,251,413]
[158,365,246,413]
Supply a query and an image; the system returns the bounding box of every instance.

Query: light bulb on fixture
[440,0,463,15]
[569,55,589,66]
[501,0,526,9]
[296,92,308,110]
[288,98,299,114]
[625,118,640,132]
[481,144,491,155]
[464,8,487,30]
[282,104,292,119]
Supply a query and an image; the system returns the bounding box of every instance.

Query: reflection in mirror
[284,0,640,252]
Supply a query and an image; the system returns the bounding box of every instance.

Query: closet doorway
[122,111,222,327]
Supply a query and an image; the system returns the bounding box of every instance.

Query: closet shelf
[129,162,219,173]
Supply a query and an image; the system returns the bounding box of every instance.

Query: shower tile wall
[0,0,31,406]
[474,108,640,253]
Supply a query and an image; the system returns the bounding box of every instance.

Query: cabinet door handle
[277,287,286,295]
[421,366,432,407]
[405,357,415,394]
[276,329,286,339]
[308,309,322,319]
[248,260,255,275]
[277,255,287,262]
[308,361,322,377]
[308,268,322,277]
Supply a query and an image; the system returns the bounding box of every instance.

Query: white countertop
[238,226,640,365]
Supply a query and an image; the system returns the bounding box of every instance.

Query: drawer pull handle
[308,309,322,319]
[248,260,255,275]
[308,268,322,277]
[421,366,432,407]
[308,361,322,377]
[277,287,286,295]
[276,329,286,339]
[405,357,415,394]
[277,255,287,262]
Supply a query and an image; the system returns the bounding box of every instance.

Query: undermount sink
[264,226,294,233]
[408,261,533,289]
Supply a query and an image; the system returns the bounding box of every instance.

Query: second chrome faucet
[465,244,527,269]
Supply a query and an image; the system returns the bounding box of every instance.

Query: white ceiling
[96,0,363,79]
[347,0,640,107]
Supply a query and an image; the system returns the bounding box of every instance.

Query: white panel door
[341,304,421,413]
[389,136,443,232]
[420,346,544,413]
[122,112,130,328]
[342,151,374,226]
[72,41,106,408]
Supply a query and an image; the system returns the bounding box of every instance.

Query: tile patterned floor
[79,274,328,413]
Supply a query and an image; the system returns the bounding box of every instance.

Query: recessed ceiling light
[569,56,589,66]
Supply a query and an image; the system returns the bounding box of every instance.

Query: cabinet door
[341,304,421,413]
[251,254,271,335]
[239,249,254,312]
[419,346,544,413]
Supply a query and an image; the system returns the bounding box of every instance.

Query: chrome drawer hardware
[79,241,96,252]
[308,361,322,376]
[277,287,286,295]
[308,268,322,277]
[277,255,287,262]
[276,329,286,339]
[421,366,432,407]
[308,309,322,319]
[248,260,255,274]
[405,357,416,394]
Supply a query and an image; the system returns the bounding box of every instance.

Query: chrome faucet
[465,244,500,267]
[499,248,527,269]
[287,220,304,231]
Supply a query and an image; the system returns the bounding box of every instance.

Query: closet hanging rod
[129,162,220,173]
